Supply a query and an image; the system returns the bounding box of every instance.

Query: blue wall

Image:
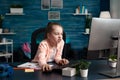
[0,0,109,58]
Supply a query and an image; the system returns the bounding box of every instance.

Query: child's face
[48,25,63,44]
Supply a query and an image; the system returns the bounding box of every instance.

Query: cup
[85,28,90,34]
[0,29,3,33]
[76,8,79,14]
[85,9,88,14]
[2,38,6,43]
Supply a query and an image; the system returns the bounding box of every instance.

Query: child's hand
[58,58,69,65]
[41,64,52,72]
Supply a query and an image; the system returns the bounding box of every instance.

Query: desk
[1,60,120,80]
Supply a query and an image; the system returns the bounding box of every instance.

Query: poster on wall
[51,0,63,9]
[48,11,60,20]
[41,0,50,10]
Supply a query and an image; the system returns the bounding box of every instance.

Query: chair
[31,28,68,60]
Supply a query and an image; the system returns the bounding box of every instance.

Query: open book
[17,62,41,70]
[17,62,54,70]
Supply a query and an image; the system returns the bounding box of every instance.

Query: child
[32,22,69,71]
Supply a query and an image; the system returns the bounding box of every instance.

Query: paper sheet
[17,62,41,70]
[17,62,54,70]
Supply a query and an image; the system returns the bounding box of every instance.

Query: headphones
[0,64,13,77]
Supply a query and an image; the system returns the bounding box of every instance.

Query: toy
[0,64,13,77]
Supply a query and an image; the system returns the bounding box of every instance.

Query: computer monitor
[88,18,120,77]
[88,18,120,50]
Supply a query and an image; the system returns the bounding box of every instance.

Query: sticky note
[25,69,34,72]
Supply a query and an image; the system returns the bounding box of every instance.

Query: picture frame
[48,11,60,20]
[51,0,63,9]
[41,0,50,10]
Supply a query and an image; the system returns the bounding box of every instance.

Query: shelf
[62,13,91,16]
[5,13,25,15]
[0,39,13,45]
[0,32,16,35]
[82,32,90,35]
[0,53,13,57]
[0,42,13,45]
[73,13,91,16]
[0,34,14,62]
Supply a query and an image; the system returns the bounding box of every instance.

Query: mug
[0,29,3,33]
[2,38,6,43]
[85,28,90,34]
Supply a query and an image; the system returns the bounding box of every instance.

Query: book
[17,62,41,70]
[17,62,54,70]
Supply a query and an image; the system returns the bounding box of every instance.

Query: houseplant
[0,15,4,27]
[0,15,4,33]
[79,60,91,77]
[10,4,23,14]
[85,15,92,34]
[108,54,117,68]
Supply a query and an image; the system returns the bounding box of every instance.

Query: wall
[110,0,120,19]
[0,0,109,59]
[100,0,110,11]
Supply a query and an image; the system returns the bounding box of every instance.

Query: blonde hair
[44,22,63,39]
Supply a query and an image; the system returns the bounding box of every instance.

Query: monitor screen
[88,18,120,50]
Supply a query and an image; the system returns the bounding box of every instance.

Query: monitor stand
[99,68,120,78]
[99,32,120,78]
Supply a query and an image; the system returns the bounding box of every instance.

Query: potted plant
[85,15,92,34]
[79,60,91,77]
[10,4,23,14]
[108,54,117,68]
[0,15,4,33]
